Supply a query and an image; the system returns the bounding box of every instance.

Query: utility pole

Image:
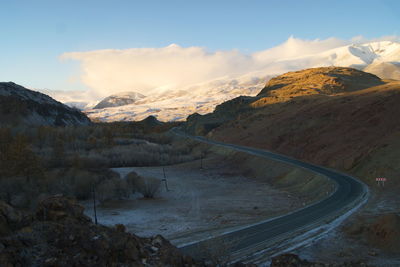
[162,167,170,191]
[92,185,98,225]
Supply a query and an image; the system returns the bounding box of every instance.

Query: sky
[0,0,399,102]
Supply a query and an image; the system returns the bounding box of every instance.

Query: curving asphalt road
[172,128,369,261]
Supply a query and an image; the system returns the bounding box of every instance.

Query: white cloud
[61,44,254,98]
[59,35,399,103]
[252,36,348,64]
[350,35,400,44]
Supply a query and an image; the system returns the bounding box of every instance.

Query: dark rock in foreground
[0,196,199,266]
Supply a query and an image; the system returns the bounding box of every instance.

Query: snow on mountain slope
[93,91,145,109]
[84,41,400,122]
[64,101,92,110]
[364,62,400,80]
[85,73,271,122]
[268,41,400,71]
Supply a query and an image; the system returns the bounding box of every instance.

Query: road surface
[172,129,368,262]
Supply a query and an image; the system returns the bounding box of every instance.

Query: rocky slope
[0,82,91,126]
[0,196,199,266]
[93,91,146,109]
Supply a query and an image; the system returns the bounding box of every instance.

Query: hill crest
[0,82,91,126]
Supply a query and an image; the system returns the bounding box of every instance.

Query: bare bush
[97,179,116,204]
[125,171,140,194]
[1,121,200,207]
[72,170,97,200]
[113,178,130,199]
[198,236,239,265]
[129,174,161,198]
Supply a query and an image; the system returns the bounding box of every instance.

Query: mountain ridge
[82,41,400,122]
[93,91,146,109]
[0,82,91,126]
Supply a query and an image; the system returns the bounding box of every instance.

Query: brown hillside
[184,66,400,265]
[257,67,383,97]
[254,67,383,107]
[210,80,400,185]
[184,67,400,189]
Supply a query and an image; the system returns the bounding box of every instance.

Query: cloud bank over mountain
[59,35,400,103]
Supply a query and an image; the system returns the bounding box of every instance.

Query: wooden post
[92,185,98,225]
[162,167,170,192]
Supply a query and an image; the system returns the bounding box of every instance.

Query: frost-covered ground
[82,159,302,246]
[289,187,400,266]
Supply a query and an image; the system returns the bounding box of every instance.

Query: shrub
[72,170,97,200]
[97,179,116,204]
[125,171,140,194]
[129,174,160,198]
[113,178,130,199]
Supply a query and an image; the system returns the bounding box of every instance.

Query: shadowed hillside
[0,82,91,126]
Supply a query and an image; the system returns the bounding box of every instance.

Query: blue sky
[0,0,399,93]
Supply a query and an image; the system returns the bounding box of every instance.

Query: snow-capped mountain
[269,41,400,73]
[0,82,91,126]
[93,91,146,109]
[84,41,400,122]
[84,72,271,122]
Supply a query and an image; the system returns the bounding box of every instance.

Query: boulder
[0,201,22,236]
[35,195,91,223]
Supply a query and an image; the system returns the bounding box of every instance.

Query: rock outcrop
[0,196,199,266]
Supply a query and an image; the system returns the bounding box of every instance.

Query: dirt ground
[82,157,304,247]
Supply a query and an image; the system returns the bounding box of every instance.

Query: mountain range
[82,40,400,122]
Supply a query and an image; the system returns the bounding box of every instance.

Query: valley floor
[82,157,303,247]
